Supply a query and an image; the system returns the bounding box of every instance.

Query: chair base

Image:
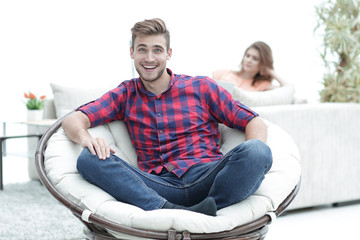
[83,225,269,240]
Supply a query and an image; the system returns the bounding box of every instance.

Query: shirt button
[157,113,162,116]
[159,130,164,133]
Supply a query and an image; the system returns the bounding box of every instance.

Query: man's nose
[145,52,155,61]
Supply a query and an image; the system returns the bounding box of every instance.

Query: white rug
[0,180,83,240]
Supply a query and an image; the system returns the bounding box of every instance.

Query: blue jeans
[77,139,272,211]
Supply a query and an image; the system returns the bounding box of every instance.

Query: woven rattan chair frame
[36,113,300,240]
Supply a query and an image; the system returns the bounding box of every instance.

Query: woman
[212,41,287,91]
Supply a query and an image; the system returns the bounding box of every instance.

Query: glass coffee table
[0,119,57,190]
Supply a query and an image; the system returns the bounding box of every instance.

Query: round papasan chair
[35,112,301,240]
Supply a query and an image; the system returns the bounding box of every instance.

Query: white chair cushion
[44,119,301,238]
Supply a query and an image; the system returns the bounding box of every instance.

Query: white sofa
[253,103,360,210]
[34,83,360,211]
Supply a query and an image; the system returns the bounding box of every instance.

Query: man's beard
[136,66,166,83]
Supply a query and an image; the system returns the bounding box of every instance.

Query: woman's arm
[269,69,287,87]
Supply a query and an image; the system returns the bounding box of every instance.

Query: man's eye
[138,48,146,52]
[154,49,162,53]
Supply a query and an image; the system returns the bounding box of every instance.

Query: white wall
[0,0,325,121]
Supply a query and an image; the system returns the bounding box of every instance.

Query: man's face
[130,35,172,83]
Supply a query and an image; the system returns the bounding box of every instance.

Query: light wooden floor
[265,200,359,240]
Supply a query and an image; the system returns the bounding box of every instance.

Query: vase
[26,109,44,121]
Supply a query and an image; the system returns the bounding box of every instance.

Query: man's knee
[233,139,272,170]
[246,139,272,170]
[77,148,99,176]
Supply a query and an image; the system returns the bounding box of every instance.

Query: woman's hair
[242,41,274,85]
[131,18,170,50]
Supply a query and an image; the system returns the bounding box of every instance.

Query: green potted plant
[315,0,360,102]
[24,92,46,110]
[24,91,46,121]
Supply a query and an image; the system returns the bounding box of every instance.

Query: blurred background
[0,0,324,121]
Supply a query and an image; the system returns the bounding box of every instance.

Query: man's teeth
[144,65,156,69]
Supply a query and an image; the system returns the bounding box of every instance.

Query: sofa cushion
[50,83,115,118]
[232,85,295,107]
[216,81,295,107]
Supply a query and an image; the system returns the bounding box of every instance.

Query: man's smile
[143,65,158,72]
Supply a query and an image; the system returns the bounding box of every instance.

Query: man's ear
[167,48,172,60]
[130,47,134,59]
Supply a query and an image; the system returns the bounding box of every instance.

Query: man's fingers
[110,147,116,154]
[84,138,113,160]
[86,142,97,156]
[90,138,111,160]
[103,139,111,159]
[95,139,106,160]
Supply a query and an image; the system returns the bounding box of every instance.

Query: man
[62,18,272,216]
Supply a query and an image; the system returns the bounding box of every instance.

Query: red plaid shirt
[79,69,258,177]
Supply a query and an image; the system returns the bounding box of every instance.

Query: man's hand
[62,111,115,160]
[83,137,116,160]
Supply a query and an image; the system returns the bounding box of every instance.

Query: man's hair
[131,18,170,50]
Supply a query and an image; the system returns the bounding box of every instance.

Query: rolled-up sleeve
[77,84,127,128]
[205,78,258,131]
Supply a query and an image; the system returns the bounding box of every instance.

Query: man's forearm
[62,111,114,159]
[62,111,92,146]
[245,117,267,142]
